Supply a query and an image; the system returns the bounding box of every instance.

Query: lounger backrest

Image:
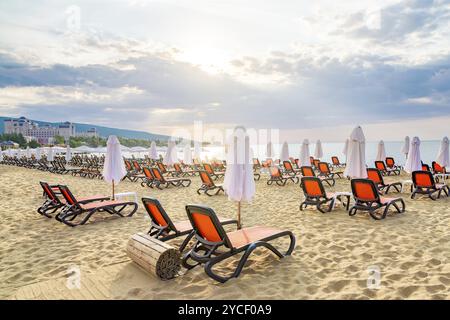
[124,160,132,171]
[199,171,214,186]
[143,167,153,179]
[132,160,141,171]
[203,163,214,175]
[301,177,325,198]
[367,168,383,185]
[151,168,164,182]
[283,161,293,171]
[313,159,320,168]
[40,181,60,203]
[318,162,330,174]
[185,205,232,247]
[142,197,176,231]
[309,156,314,165]
[421,164,430,172]
[386,157,395,168]
[58,185,79,206]
[375,161,386,171]
[301,166,315,177]
[174,163,182,173]
[253,158,260,166]
[270,166,281,177]
[351,179,379,202]
[432,161,445,173]
[332,157,339,165]
[412,171,435,188]
[157,162,167,173]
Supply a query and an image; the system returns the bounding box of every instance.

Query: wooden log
[126,232,181,280]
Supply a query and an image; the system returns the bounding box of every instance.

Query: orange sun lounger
[349,179,405,220]
[142,197,237,252]
[411,171,449,200]
[182,204,296,283]
[300,177,350,213]
[56,185,137,227]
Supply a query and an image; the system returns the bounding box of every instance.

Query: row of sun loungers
[38,182,137,226]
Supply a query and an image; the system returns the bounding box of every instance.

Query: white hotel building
[3,117,98,144]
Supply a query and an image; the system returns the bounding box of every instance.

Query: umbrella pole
[237,201,242,229]
[112,179,115,200]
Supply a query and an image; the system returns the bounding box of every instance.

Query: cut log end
[126,232,181,280]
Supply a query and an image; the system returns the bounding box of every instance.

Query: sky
[0,0,449,141]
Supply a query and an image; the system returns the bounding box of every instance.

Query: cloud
[0,0,449,139]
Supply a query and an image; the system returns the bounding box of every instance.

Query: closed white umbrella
[65,145,72,162]
[223,126,256,229]
[343,139,349,156]
[164,140,177,165]
[299,139,310,166]
[47,147,54,161]
[404,137,421,174]
[35,148,40,160]
[183,144,193,165]
[149,141,158,160]
[436,136,449,167]
[0,151,3,162]
[280,142,290,162]
[375,140,386,162]
[344,126,367,178]
[102,135,127,199]
[401,136,410,158]
[266,141,274,159]
[194,141,201,161]
[314,140,323,159]
[25,147,31,159]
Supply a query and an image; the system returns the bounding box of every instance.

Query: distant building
[0,140,19,149]
[3,117,99,144]
[3,117,75,144]
[77,127,98,138]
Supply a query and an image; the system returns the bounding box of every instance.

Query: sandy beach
[1,164,449,300]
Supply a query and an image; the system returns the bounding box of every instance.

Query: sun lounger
[375,161,400,176]
[151,167,191,189]
[197,171,224,196]
[318,162,343,182]
[411,170,450,200]
[300,177,350,213]
[267,166,299,186]
[349,179,405,220]
[386,157,400,170]
[301,165,335,187]
[38,182,110,218]
[331,156,346,168]
[367,168,402,194]
[283,160,301,176]
[182,204,296,283]
[142,198,237,252]
[56,185,137,226]
[203,163,225,180]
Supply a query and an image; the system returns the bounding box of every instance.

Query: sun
[176,46,230,75]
